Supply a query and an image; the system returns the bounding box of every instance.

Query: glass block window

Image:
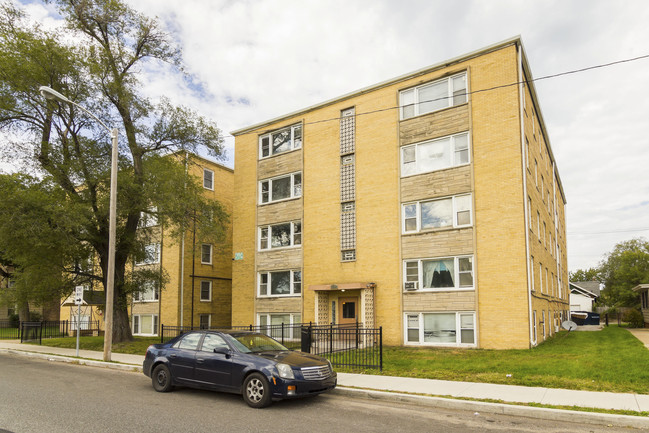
[340,108,355,154]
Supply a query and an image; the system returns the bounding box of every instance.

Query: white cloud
[11,0,649,272]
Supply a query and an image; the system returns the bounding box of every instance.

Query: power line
[568,227,649,236]
[225,53,649,138]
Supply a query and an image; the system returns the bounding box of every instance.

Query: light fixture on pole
[39,85,117,362]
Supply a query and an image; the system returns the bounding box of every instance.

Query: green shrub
[624,309,645,328]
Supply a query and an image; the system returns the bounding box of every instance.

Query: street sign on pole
[74,286,84,306]
[75,286,84,356]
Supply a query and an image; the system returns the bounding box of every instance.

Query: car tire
[243,373,271,408]
[152,364,173,392]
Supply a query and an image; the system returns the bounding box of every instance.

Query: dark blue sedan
[143,330,337,408]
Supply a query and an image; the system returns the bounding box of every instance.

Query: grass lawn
[27,336,159,355]
[0,327,21,339]
[369,326,649,394]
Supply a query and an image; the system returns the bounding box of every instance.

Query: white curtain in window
[422,259,455,288]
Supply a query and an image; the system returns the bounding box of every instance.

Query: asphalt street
[0,353,639,433]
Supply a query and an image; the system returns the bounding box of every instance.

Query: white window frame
[259,172,302,204]
[203,168,214,190]
[200,280,212,302]
[258,221,302,251]
[402,194,472,233]
[258,270,302,297]
[532,310,538,345]
[404,311,476,347]
[136,243,160,266]
[400,132,470,177]
[201,244,212,265]
[258,313,302,339]
[259,123,302,159]
[399,72,468,120]
[402,256,474,292]
[132,314,158,336]
[133,280,159,302]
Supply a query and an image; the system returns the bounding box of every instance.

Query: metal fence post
[379,326,383,372]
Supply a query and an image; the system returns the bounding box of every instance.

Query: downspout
[518,43,535,347]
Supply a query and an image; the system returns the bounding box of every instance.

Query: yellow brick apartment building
[231,37,568,349]
[60,154,233,336]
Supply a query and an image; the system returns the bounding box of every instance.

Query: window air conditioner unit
[404,281,418,291]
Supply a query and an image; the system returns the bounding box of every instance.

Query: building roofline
[632,284,649,292]
[569,282,600,298]
[230,35,566,203]
[170,150,234,173]
[231,36,522,136]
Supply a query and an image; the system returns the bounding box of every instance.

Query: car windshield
[229,334,288,353]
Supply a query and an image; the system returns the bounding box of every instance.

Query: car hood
[255,351,328,368]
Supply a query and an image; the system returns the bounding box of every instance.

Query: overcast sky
[11,0,649,273]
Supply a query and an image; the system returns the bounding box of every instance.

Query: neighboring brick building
[59,153,234,336]
[130,154,234,335]
[231,37,568,349]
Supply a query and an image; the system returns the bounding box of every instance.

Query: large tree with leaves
[0,0,227,341]
[598,238,649,309]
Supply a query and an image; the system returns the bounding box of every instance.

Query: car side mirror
[213,347,231,355]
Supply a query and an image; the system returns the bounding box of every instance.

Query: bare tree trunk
[17,301,29,322]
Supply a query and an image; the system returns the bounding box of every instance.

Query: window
[539,262,543,293]
[200,280,212,301]
[537,212,541,240]
[201,333,228,352]
[402,194,472,233]
[139,206,158,228]
[174,332,201,349]
[403,256,473,291]
[258,313,302,339]
[399,72,467,120]
[530,256,535,291]
[259,221,301,250]
[203,168,214,190]
[542,311,546,339]
[136,243,160,266]
[401,132,469,176]
[405,312,475,346]
[133,314,158,336]
[201,244,212,265]
[199,314,211,329]
[258,270,301,297]
[133,280,159,302]
[532,311,537,344]
[259,124,302,158]
[259,172,302,204]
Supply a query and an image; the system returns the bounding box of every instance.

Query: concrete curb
[0,348,143,373]
[333,387,649,430]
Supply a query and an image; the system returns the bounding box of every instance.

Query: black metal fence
[0,321,100,343]
[160,322,383,371]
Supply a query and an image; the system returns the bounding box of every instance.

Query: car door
[193,333,234,389]
[168,332,202,383]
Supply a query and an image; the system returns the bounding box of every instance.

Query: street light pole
[39,86,117,362]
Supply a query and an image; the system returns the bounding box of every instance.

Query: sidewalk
[2,339,649,429]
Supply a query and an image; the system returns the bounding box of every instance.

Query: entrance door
[339,297,359,327]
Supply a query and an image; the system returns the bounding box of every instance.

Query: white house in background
[569,281,602,312]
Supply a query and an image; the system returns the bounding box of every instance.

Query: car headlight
[326,359,333,372]
[276,363,295,379]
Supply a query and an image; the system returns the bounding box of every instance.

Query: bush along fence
[160,322,383,371]
[0,320,101,343]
